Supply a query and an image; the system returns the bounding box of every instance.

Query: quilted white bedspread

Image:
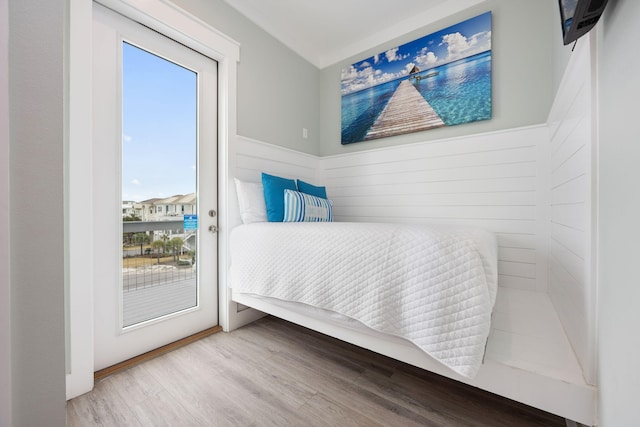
[229,222,498,378]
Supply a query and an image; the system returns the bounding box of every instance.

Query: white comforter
[229,222,498,378]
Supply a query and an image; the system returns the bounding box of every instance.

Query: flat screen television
[559,0,609,45]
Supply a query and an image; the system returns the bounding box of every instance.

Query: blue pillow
[296,179,327,199]
[261,173,297,222]
[283,189,333,222]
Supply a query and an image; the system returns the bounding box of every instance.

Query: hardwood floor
[67,316,566,426]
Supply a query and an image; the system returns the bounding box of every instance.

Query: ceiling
[221,0,487,69]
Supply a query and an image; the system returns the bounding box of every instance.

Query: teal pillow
[296,179,327,199]
[261,173,297,222]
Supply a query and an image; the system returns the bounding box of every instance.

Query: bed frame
[232,290,596,425]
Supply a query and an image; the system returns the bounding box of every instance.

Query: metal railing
[122,220,196,292]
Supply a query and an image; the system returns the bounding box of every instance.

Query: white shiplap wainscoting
[228,135,320,321]
[233,136,319,184]
[229,135,321,231]
[319,125,549,293]
[546,37,597,385]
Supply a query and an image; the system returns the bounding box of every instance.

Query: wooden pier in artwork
[364,79,445,141]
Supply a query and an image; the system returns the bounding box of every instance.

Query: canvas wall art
[341,12,492,144]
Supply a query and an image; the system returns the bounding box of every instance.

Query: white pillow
[283,189,333,222]
[234,178,267,224]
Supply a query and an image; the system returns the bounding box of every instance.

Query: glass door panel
[121,42,198,328]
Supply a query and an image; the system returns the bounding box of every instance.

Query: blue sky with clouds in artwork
[341,12,492,95]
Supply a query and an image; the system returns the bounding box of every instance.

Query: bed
[228,167,595,424]
[229,221,498,379]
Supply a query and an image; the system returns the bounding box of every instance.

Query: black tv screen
[559,0,608,45]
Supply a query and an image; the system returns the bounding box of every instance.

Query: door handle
[208,225,218,233]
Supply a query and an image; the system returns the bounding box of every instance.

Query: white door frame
[66,0,239,399]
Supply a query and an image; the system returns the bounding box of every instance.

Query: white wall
[9,0,67,424]
[319,125,549,292]
[546,37,597,385]
[597,0,640,424]
[0,0,11,424]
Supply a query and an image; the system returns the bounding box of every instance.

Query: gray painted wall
[9,0,67,425]
[172,0,321,156]
[1,0,11,424]
[318,0,557,156]
[173,1,563,159]
[550,2,575,94]
[597,0,640,424]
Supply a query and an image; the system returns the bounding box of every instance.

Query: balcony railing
[122,220,197,327]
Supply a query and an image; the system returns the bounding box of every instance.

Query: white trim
[66,0,94,400]
[67,0,239,399]
[587,29,600,391]
[236,134,320,161]
[97,0,240,61]
[320,123,548,161]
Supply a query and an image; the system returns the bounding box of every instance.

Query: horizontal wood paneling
[499,247,536,264]
[549,238,586,287]
[546,38,595,384]
[328,164,538,188]
[324,136,536,169]
[495,233,537,250]
[234,136,318,184]
[551,204,587,231]
[325,148,538,177]
[497,275,538,291]
[550,174,587,205]
[330,177,538,196]
[331,191,536,207]
[550,222,586,261]
[338,205,536,221]
[319,126,548,292]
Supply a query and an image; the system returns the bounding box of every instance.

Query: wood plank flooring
[67,316,565,426]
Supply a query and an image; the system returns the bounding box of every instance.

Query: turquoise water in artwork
[341,51,492,144]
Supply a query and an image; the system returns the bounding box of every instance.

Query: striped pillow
[283,189,333,222]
